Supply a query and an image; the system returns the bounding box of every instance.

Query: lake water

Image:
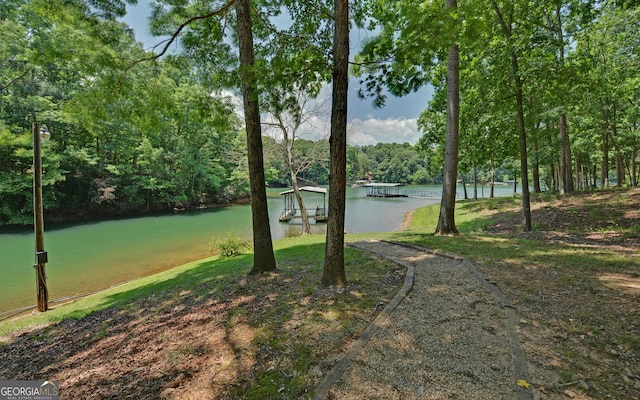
[0,184,517,314]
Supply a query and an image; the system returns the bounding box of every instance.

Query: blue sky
[121,2,432,145]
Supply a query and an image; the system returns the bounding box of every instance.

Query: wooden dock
[406,191,465,199]
[364,183,408,198]
[279,186,327,223]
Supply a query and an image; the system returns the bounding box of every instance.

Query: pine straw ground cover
[394,187,640,399]
[0,239,404,399]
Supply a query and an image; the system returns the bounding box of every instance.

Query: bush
[210,232,250,257]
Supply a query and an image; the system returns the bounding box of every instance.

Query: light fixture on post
[40,124,50,141]
[33,121,50,312]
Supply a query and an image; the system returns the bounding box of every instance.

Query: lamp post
[33,121,50,312]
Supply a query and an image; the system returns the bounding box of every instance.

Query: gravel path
[315,240,533,400]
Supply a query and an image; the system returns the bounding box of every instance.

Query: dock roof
[363,183,405,187]
[279,186,327,195]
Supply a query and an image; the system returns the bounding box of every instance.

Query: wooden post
[33,121,48,312]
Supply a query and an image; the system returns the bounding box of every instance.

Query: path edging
[384,240,533,400]
[312,240,533,400]
[311,242,415,400]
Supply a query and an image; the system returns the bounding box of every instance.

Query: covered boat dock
[279,186,327,222]
[364,183,408,198]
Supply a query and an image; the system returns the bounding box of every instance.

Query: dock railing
[405,191,465,199]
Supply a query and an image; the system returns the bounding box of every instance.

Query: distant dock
[364,183,408,198]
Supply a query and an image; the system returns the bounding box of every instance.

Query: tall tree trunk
[284,130,311,235]
[532,139,541,193]
[460,173,468,200]
[610,115,625,187]
[601,131,609,188]
[554,5,573,195]
[615,152,624,187]
[632,143,637,187]
[575,158,582,191]
[559,113,573,194]
[492,0,531,231]
[435,0,459,235]
[613,103,624,187]
[584,158,591,190]
[490,158,495,198]
[512,55,532,230]
[473,163,478,200]
[236,0,276,274]
[322,0,348,287]
[291,175,311,235]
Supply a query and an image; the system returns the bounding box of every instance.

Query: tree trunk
[490,158,495,198]
[492,0,531,231]
[615,151,624,187]
[553,5,573,195]
[473,163,478,200]
[559,113,573,194]
[460,173,468,200]
[292,177,311,235]
[33,121,49,312]
[322,0,348,287]
[612,103,624,187]
[513,54,532,231]
[532,139,541,193]
[601,130,609,188]
[575,158,582,191]
[584,158,591,190]
[236,0,276,274]
[284,130,311,235]
[435,0,459,235]
[632,143,637,187]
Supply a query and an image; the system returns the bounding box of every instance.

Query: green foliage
[210,232,251,257]
[0,1,244,224]
[360,0,639,195]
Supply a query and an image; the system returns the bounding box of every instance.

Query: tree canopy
[2,0,638,233]
[0,0,245,224]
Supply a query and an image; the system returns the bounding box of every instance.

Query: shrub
[210,232,250,257]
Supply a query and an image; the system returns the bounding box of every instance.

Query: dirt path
[315,240,533,400]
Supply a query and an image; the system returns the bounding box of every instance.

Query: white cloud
[224,85,423,147]
[347,117,421,146]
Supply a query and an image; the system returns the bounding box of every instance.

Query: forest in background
[1,0,638,226]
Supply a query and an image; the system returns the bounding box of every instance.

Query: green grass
[0,236,311,337]
[389,196,639,273]
[0,232,385,338]
[406,196,516,234]
[0,255,234,337]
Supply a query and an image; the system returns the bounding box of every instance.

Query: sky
[121,2,433,146]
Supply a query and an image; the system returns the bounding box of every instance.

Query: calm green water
[0,184,517,314]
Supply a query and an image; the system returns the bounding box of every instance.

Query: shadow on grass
[0,240,394,399]
[389,224,640,283]
[0,251,254,396]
